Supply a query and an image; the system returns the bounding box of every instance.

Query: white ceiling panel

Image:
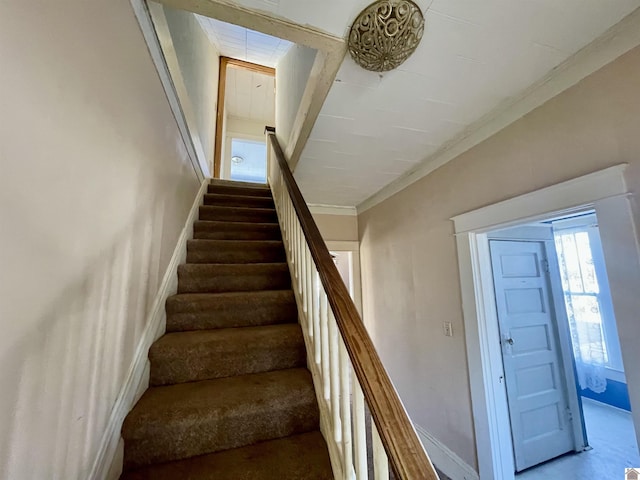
[195,0,640,206]
[284,0,640,206]
[225,67,275,123]
[196,15,292,67]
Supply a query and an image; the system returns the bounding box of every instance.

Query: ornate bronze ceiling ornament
[348,0,425,72]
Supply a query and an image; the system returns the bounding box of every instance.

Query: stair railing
[265,128,439,480]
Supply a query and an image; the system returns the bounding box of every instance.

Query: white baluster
[328,311,342,443]
[297,224,303,294]
[313,271,321,364]
[286,199,292,249]
[302,246,308,313]
[340,339,354,479]
[306,252,314,337]
[287,198,292,244]
[320,293,330,400]
[372,423,389,480]
[288,198,293,251]
[294,222,301,288]
[306,246,312,316]
[353,381,367,480]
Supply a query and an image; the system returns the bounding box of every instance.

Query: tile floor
[517,398,639,480]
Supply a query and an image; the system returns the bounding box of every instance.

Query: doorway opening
[214,57,276,183]
[486,211,639,479]
[451,165,640,480]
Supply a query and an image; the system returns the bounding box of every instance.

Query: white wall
[0,0,200,477]
[227,116,266,138]
[275,44,317,160]
[154,4,220,174]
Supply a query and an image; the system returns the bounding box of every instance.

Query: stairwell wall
[275,44,317,163]
[358,45,640,471]
[155,4,220,175]
[0,0,201,478]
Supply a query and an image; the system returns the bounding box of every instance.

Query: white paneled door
[490,240,575,472]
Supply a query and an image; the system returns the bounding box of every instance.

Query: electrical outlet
[443,321,453,337]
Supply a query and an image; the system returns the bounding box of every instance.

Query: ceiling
[221,0,640,207]
[225,66,275,123]
[196,14,292,67]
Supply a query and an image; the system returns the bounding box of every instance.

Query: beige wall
[358,45,640,468]
[0,0,200,478]
[312,213,359,242]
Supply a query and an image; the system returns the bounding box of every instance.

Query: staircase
[120,180,334,479]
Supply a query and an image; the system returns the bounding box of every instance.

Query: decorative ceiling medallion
[348,0,424,72]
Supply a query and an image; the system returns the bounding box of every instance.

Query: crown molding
[308,204,358,216]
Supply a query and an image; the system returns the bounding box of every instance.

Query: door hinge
[543,259,550,273]
[566,406,573,422]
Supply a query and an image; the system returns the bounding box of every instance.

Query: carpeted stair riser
[209,179,269,189]
[204,193,275,209]
[199,205,277,223]
[120,432,333,480]
[193,220,282,240]
[186,239,286,264]
[165,291,298,332]
[149,324,306,386]
[207,183,272,197]
[122,368,319,470]
[177,263,291,294]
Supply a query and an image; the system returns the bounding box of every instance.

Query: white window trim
[451,164,640,480]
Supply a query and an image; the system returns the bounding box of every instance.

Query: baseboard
[414,425,479,480]
[88,178,209,480]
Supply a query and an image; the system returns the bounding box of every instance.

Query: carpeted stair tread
[203,193,274,209]
[207,183,271,198]
[122,368,319,470]
[149,324,306,385]
[120,431,333,480]
[193,220,282,240]
[199,205,277,223]
[186,239,285,264]
[165,290,298,332]
[178,263,290,293]
[210,178,268,189]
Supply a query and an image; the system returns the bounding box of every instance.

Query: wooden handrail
[266,130,438,479]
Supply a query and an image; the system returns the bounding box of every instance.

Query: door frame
[325,240,363,316]
[450,164,640,479]
[214,58,275,178]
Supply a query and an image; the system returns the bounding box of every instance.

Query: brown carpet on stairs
[120,179,333,479]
